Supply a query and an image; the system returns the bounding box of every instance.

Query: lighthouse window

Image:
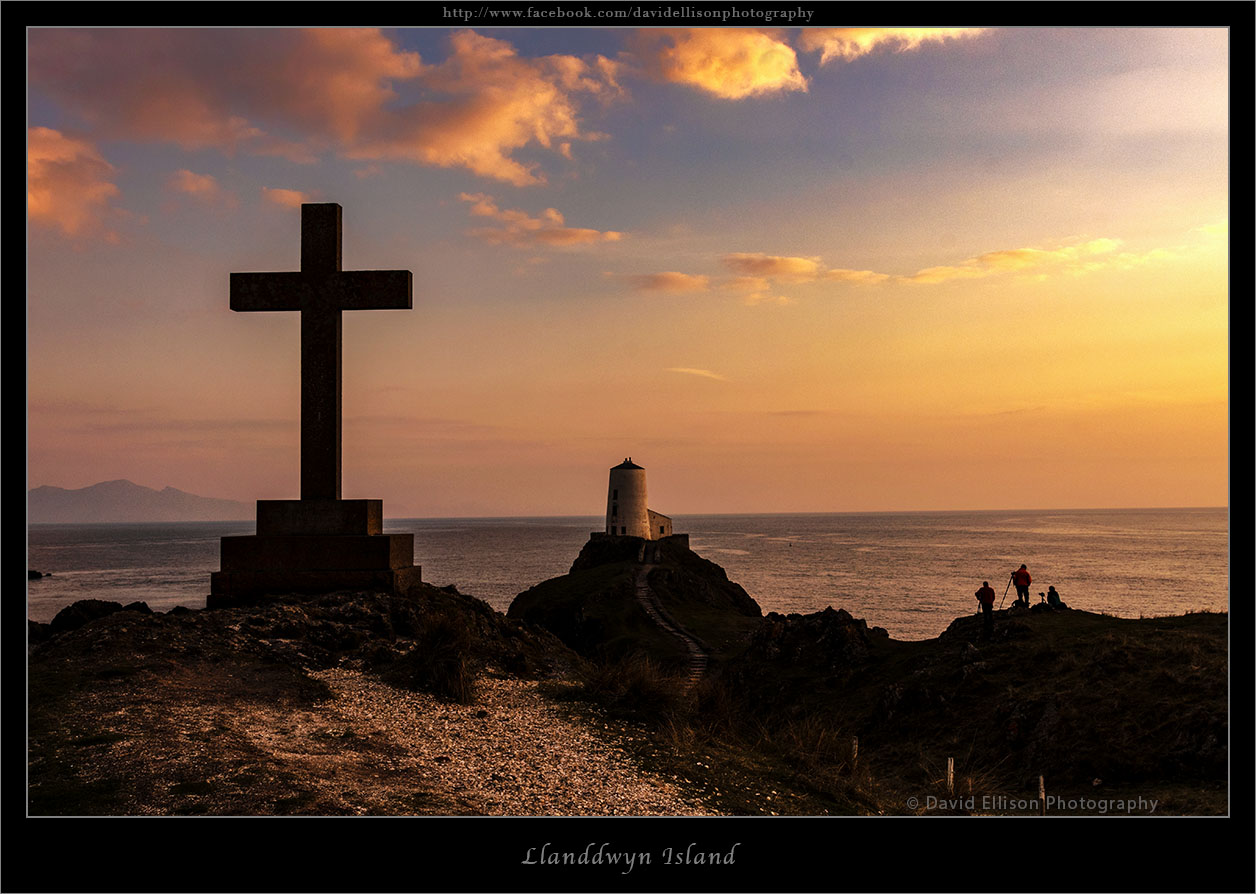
[612,503,618,517]
[620,526,626,535]
[612,489,618,500]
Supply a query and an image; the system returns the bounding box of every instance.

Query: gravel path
[306,668,716,816]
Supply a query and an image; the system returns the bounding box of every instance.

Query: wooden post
[947,758,954,795]
[850,736,859,772]
[1039,775,1046,815]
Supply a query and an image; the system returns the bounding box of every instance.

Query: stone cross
[230,203,412,501]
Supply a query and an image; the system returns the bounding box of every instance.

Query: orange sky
[27,26,1230,516]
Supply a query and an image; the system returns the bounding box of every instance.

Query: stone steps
[634,564,707,691]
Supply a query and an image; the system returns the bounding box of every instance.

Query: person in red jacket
[975,580,997,640]
[1012,564,1032,607]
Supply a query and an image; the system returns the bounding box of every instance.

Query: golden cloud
[622,250,889,304]
[823,268,892,285]
[353,30,621,185]
[798,28,988,65]
[742,292,794,307]
[459,193,623,247]
[722,252,822,281]
[27,127,120,237]
[622,272,711,293]
[719,275,773,292]
[906,238,1124,284]
[634,28,807,99]
[666,367,728,381]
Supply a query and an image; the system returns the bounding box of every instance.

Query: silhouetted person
[1012,564,1032,607]
[1046,585,1067,610]
[975,580,996,640]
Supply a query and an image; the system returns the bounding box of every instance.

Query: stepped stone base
[209,499,421,607]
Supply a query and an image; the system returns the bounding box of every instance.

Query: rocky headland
[27,536,1227,818]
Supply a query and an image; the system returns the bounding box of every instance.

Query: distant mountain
[28,480,253,524]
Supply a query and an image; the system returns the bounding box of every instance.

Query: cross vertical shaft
[301,204,343,500]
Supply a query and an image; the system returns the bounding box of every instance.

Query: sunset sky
[26,26,1230,517]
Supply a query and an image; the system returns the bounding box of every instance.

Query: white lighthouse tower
[605,458,673,540]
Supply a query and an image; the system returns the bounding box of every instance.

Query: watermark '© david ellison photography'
[522,842,740,875]
[910,795,1160,814]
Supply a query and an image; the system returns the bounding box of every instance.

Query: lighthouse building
[605,458,674,540]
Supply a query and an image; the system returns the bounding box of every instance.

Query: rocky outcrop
[30,586,580,703]
[745,607,888,667]
[509,536,761,665]
[38,599,152,637]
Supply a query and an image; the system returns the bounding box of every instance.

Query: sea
[26,508,1229,641]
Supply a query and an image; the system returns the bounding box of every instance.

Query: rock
[509,535,760,663]
[29,569,45,580]
[48,599,127,634]
[745,605,878,668]
[29,619,52,645]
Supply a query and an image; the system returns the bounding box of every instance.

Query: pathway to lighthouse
[633,554,708,691]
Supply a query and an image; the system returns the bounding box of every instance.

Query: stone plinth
[257,499,383,536]
[209,498,421,607]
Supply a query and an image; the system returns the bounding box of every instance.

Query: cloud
[620,272,711,293]
[165,169,237,208]
[741,292,794,306]
[262,187,314,208]
[459,192,623,247]
[722,252,821,281]
[719,275,772,292]
[28,28,618,186]
[798,28,988,65]
[823,268,892,285]
[633,28,807,99]
[27,127,120,238]
[351,30,622,185]
[716,271,791,306]
[906,238,1125,284]
[167,169,218,197]
[666,367,728,381]
[619,250,888,304]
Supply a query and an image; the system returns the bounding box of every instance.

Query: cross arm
[230,273,310,312]
[229,271,412,312]
[333,270,412,310]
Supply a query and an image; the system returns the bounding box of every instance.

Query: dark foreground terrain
[28,540,1227,817]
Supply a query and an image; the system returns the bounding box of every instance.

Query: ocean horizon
[27,506,1229,640]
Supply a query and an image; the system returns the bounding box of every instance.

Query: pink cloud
[459,193,622,247]
[165,169,238,209]
[27,127,120,238]
[28,29,616,185]
[262,187,314,208]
